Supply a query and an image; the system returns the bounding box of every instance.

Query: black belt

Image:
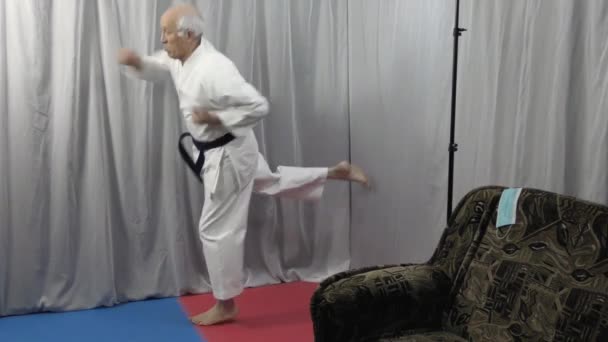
[178,132,235,182]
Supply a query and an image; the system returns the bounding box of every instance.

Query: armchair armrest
[310,264,451,342]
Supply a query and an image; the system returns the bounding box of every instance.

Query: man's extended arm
[118,48,172,83]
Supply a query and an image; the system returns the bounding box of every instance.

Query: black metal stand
[447,0,466,223]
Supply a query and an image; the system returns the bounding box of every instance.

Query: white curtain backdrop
[349,0,608,268]
[454,0,608,207]
[2,0,608,317]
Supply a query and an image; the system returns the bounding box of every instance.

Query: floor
[0,282,318,342]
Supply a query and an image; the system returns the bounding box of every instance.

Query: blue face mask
[497,188,522,228]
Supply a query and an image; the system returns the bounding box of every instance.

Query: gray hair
[177,14,204,38]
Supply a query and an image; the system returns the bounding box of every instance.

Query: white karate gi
[125,37,328,300]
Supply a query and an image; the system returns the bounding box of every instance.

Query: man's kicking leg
[252,153,370,200]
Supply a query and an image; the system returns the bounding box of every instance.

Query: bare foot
[190,301,239,326]
[328,161,370,187]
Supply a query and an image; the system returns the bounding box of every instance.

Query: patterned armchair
[310,186,608,341]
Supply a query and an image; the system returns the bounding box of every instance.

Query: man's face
[160,17,188,59]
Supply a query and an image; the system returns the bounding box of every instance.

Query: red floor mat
[179,281,318,342]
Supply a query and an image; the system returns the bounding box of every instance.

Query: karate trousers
[197,150,328,300]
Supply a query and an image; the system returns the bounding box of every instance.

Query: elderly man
[118,4,368,326]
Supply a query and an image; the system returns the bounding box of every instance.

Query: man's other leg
[190,159,254,326]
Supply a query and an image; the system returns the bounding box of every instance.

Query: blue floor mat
[0,297,204,342]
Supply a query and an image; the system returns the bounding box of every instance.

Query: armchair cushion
[311,264,451,342]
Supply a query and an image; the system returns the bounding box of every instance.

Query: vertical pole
[448,0,466,223]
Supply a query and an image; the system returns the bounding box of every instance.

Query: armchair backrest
[443,187,608,341]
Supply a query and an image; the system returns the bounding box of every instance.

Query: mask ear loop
[496,224,514,240]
